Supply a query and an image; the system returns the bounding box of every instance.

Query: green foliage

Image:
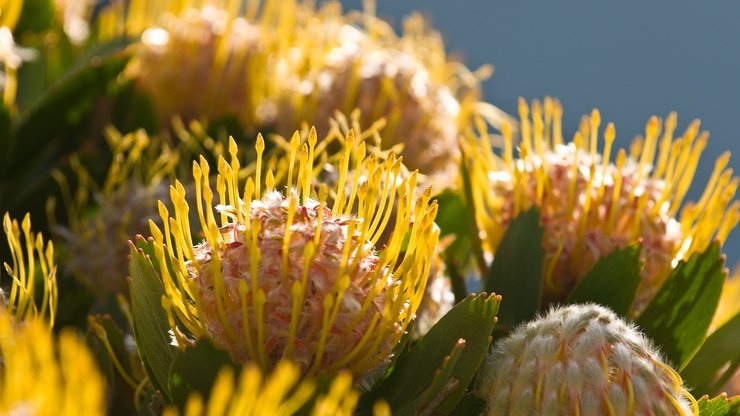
[486,207,544,330]
[432,189,476,301]
[567,244,642,316]
[697,394,740,416]
[14,0,55,34]
[128,237,175,401]
[365,293,500,415]
[636,243,726,370]
[169,340,236,408]
[0,50,131,229]
[434,190,474,265]
[11,51,130,164]
[459,148,489,278]
[682,312,740,396]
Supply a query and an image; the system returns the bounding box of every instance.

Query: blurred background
[343,0,740,267]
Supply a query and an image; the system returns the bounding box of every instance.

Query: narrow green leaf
[10,51,130,174]
[395,340,466,415]
[129,238,175,401]
[459,149,489,278]
[90,314,133,375]
[433,189,474,301]
[14,0,55,34]
[367,293,500,415]
[636,243,726,370]
[567,244,642,316]
[682,312,740,396]
[434,190,474,263]
[169,340,236,408]
[486,207,544,330]
[697,394,740,416]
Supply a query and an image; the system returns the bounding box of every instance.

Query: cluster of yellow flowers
[2,0,739,413]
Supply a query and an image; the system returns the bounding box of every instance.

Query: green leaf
[636,243,726,370]
[9,50,130,175]
[129,237,175,401]
[459,151,488,278]
[14,0,55,34]
[395,340,466,415]
[567,244,642,316]
[433,190,475,301]
[697,394,740,416]
[682,312,740,396]
[169,339,236,408]
[90,314,133,376]
[486,207,544,330]
[434,190,474,264]
[367,293,500,415]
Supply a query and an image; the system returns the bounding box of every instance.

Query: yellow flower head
[464,98,740,310]
[149,129,439,381]
[2,213,57,324]
[165,361,390,416]
[95,0,501,184]
[121,0,278,129]
[0,310,106,416]
[272,2,499,184]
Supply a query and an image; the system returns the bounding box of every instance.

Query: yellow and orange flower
[149,129,439,381]
[464,98,739,311]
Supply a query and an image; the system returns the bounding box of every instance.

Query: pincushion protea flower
[476,304,698,416]
[165,361,390,416]
[272,3,502,184]
[464,98,740,310]
[95,0,505,184]
[2,213,57,324]
[0,310,106,416]
[148,130,439,381]
[125,2,276,129]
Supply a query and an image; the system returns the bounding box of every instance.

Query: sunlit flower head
[0,310,106,416]
[273,2,503,185]
[464,98,740,310]
[149,129,439,381]
[2,213,57,324]
[476,304,697,416]
[122,1,276,130]
[164,360,390,416]
[95,0,504,184]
